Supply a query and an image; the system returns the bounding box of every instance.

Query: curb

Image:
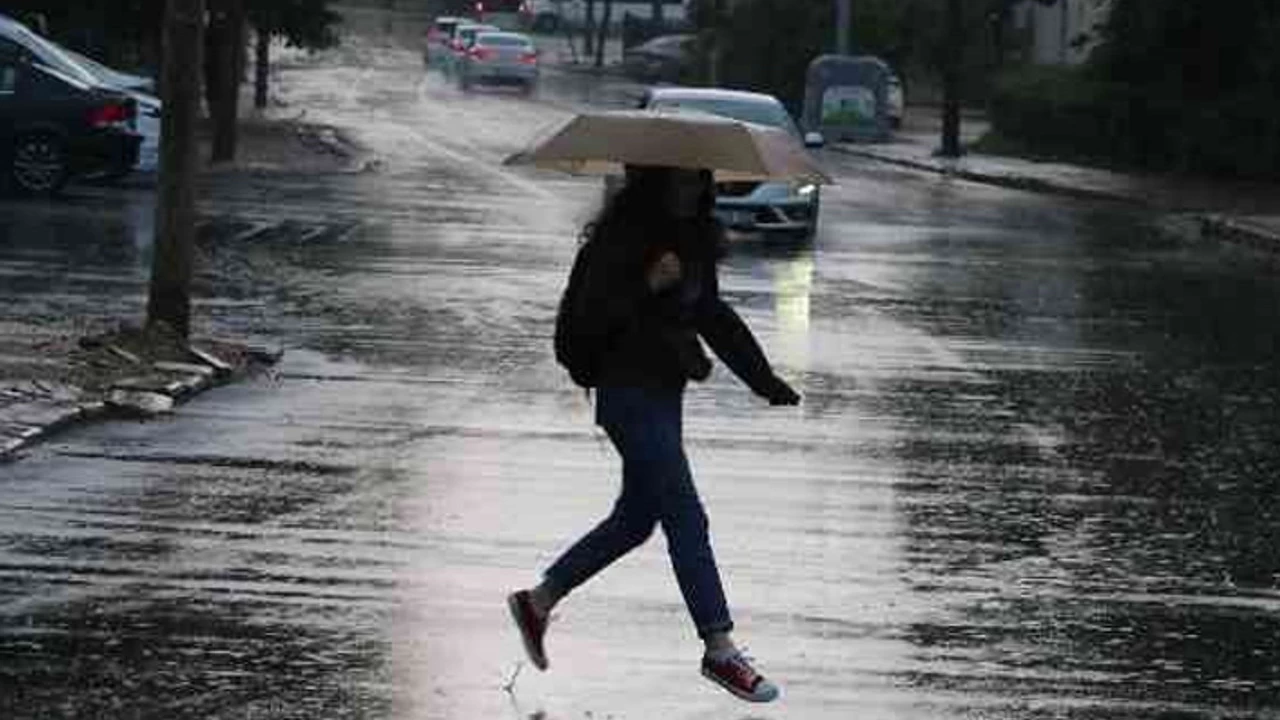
[829,143,1141,205]
[832,144,1280,257]
[0,344,281,463]
[1197,215,1280,256]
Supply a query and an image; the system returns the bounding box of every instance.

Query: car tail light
[471,46,495,61]
[88,102,133,129]
[520,51,538,65]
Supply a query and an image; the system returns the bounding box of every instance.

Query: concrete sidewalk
[0,115,345,462]
[837,116,1280,254]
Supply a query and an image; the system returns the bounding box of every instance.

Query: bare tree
[596,0,613,68]
[208,0,247,163]
[147,0,205,339]
[939,0,963,158]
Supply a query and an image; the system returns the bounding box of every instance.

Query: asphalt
[2,12,1280,720]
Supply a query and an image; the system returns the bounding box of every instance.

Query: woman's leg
[539,388,661,604]
[644,396,734,639]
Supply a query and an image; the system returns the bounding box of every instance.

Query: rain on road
[2,10,1279,720]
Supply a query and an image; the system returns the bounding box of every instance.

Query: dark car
[0,41,140,195]
[621,34,695,83]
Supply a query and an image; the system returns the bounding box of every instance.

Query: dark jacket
[577,216,785,396]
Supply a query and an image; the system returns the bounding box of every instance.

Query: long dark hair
[583,166,724,261]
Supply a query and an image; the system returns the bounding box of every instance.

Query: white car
[639,87,824,239]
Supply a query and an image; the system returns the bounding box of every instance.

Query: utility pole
[146,0,205,340]
[939,0,963,158]
[836,0,851,55]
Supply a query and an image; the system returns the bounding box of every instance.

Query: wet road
[4,15,1280,720]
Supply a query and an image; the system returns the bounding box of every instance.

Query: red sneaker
[507,590,549,671]
[701,651,780,703]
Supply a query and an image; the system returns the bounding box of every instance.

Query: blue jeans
[544,386,734,639]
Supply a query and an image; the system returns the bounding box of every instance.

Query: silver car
[640,87,824,239]
[457,32,540,93]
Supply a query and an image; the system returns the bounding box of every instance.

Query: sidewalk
[1,104,348,462]
[835,110,1280,254]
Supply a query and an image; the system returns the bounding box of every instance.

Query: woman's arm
[696,264,800,404]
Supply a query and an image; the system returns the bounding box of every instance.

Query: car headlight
[792,182,817,199]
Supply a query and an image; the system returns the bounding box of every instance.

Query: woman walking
[508,165,800,703]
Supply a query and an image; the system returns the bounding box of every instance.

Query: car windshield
[477,34,531,48]
[651,96,800,137]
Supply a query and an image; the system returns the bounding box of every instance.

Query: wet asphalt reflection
[2,21,1280,720]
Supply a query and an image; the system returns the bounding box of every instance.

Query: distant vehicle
[621,34,694,83]
[0,45,141,194]
[458,31,539,94]
[446,23,499,74]
[639,86,824,239]
[521,0,562,32]
[473,0,526,31]
[522,0,688,31]
[425,16,466,67]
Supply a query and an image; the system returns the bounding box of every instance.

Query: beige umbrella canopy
[504,109,833,184]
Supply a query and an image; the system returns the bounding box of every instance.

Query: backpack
[554,229,604,388]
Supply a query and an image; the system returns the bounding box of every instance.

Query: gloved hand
[762,376,801,406]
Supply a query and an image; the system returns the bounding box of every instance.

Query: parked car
[522,0,562,32]
[425,16,465,67]
[65,48,159,174]
[0,44,141,195]
[621,34,694,83]
[0,13,158,176]
[637,86,824,239]
[458,31,539,93]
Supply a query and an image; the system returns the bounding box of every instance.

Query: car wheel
[459,74,472,91]
[521,80,537,97]
[10,133,69,196]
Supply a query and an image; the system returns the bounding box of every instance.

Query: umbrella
[504,109,833,184]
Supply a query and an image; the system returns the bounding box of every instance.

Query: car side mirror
[804,131,825,148]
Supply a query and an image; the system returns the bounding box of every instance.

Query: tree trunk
[940,0,963,158]
[584,0,596,56]
[147,0,205,340]
[254,27,270,110]
[836,0,851,54]
[208,0,245,163]
[596,0,612,68]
